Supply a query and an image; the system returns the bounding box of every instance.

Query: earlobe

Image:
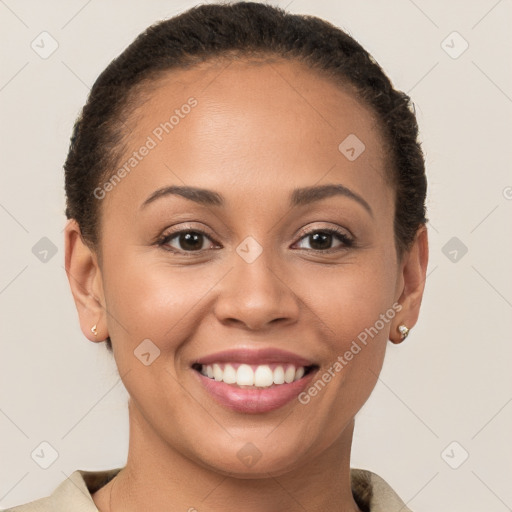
[64,219,107,343]
[390,225,429,344]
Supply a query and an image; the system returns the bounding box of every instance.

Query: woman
[7,2,428,511]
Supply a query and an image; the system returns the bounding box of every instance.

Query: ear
[64,219,108,343]
[390,224,429,344]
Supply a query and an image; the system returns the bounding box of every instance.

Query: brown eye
[157,229,218,253]
[294,228,354,252]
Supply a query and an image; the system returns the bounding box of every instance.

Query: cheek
[100,258,208,408]
[275,253,397,457]
[103,240,398,352]
[304,254,398,343]
[102,257,209,350]
[297,249,397,398]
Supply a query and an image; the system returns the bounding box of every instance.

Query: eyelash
[155,225,354,256]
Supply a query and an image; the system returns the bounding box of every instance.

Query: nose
[212,244,300,331]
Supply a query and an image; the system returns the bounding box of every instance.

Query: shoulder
[5,466,410,511]
[2,498,52,512]
[3,468,122,512]
[350,467,413,512]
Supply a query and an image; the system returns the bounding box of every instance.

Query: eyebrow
[140,183,373,216]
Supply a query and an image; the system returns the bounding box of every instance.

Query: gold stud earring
[398,324,409,340]
[91,324,98,337]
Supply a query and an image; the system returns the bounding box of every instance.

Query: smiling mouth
[191,362,319,389]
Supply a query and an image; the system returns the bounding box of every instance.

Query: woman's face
[67,58,426,476]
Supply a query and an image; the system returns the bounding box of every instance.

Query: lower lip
[193,369,317,414]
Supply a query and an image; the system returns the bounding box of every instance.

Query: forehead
[102,57,392,218]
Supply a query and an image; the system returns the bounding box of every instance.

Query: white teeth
[222,363,237,384]
[200,363,309,388]
[273,365,285,384]
[236,364,254,386]
[294,366,305,381]
[213,363,223,381]
[284,365,296,384]
[254,365,274,387]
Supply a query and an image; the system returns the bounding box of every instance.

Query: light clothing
[4,467,412,511]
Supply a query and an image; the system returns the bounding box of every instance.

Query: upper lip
[193,348,317,367]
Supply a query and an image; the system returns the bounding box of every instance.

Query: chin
[190,437,310,479]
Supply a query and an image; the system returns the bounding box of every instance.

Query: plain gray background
[1,1,511,510]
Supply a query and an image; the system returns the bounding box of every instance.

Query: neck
[96,399,362,512]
